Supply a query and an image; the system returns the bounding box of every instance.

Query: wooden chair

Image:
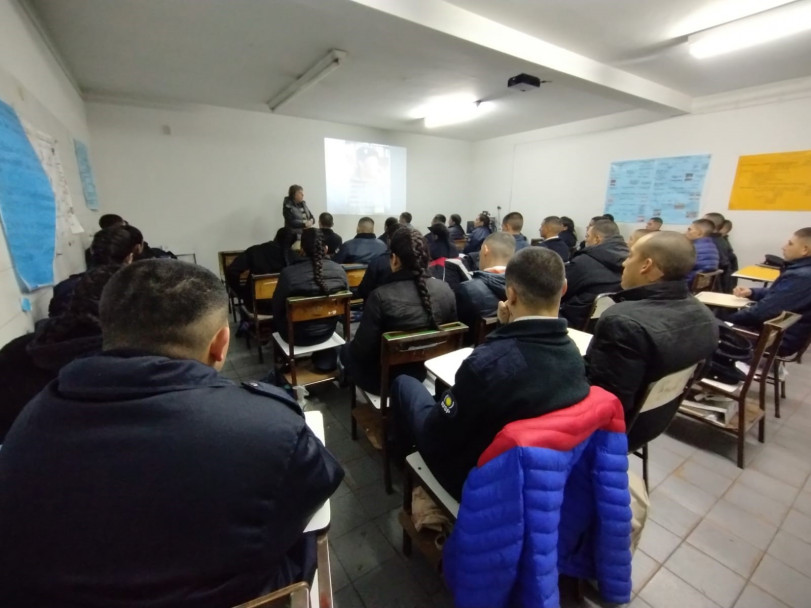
[679,311,800,468]
[341,264,367,307]
[219,249,246,323]
[626,363,700,491]
[690,269,723,294]
[582,292,616,331]
[453,238,467,252]
[473,315,498,345]
[242,273,280,363]
[233,582,309,608]
[350,322,468,493]
[272,292,352,388]
[765,331,811,418]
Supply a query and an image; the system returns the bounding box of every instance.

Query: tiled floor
[222,327,811,608]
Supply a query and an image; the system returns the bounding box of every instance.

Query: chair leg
[402,464,413,556]
[642,443,649,493]
[781,378,787,399]
[773,362,781,418]
[257,338,264,364]
[382,416,392,494]
[350,383,358,441]
[737,400,745,468]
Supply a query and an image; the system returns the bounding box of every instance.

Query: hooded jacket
[282,196,314,232]
[455,270,506,335]
[561,235,629,329]
[539,236,571,262]
[333,233,387,265]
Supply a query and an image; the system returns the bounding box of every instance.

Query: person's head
[431,214,446,225]
[449,213,462,227]
[501,211,524,236]
[504,247,567,317]
[703,212,725,232]
[399,212,412,225]
[427,223,457,260]
[782,228,811,262]
[480,231,516,270]
[288,184,304,203]
[274,227,297,249]
[474,211,492,229]
[646,217,663,231]
[90,226,135,266]
[384,218,402,246]
[389,227,436,327]
[98,214,126,230]
[540,216,563,239]
[720,219,733,236]
[602,213,614,222]
[100,260,230,369]
[357,217,375,234]
[319,212,334,229]
[300,228,329,293]
[586,219,620,246]
[587,215,603,231]
[560,216,575,234]
[621,231,696,289]
[122,225,145,257]
[627,228,653,247]
[686,219,715,241]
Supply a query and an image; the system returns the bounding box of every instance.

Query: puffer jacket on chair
[443,386,632,608]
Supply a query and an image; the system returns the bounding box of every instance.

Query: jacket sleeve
[349,290,384,363]
[357,260,379,300]
[225,251,250,298]
[463,230,484,254]
[729,274,811,327]
[562,259,586,302]
[585,314,649,417]
[271,273,292,328]
[333,244,348,264]
[282,200,306,229]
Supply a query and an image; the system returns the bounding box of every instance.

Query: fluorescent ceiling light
[688,0,811,59]
[411,96,492,128]
[267,49,347,112]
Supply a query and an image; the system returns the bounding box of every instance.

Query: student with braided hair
[272,228,349,372]
[341,227,457,393]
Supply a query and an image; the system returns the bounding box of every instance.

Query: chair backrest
[232,581,309,608]
[218,250,244,281]
[285,291,353,348]
[251,273,280,305]
[690,269,723,294]
[474,316,499,345]
[341,264,367,289]
[453,238,467,252]
[746,311,802,387]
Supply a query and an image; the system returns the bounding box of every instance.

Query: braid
[311,229,328,294]
[409,231,436,328]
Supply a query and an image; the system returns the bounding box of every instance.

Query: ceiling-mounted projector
[508,73,542,92]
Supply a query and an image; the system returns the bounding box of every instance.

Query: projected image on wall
[324,138,406,215]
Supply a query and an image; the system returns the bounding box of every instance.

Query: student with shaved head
[586,231,718,426]
[684,218,719,285]
[731,228,811,355]
[501,211,528,250]
[333,216,387,264]
[538,215,570,262]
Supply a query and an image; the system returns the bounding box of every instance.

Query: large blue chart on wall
[0,99,56,291]
[603,154,711,225]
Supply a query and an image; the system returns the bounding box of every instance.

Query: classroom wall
[0,0,94,347]
[472,96,811,268]
[86,102,473,274]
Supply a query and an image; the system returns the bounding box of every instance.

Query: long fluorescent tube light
[268,49,347,112]
[688,0,811,59]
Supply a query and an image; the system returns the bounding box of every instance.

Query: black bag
[703,324,753,385]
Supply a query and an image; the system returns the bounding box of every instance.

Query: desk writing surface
[304,411,330,533]
[732,265,780,283]
[695,291,751,309]
[567,328,593,356]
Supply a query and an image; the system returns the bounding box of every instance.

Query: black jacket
[456,271,506,336]
[272,257,349,346]
[559,230,577,251]
[586,281,718,447]
[539,236,571,262]
[357,252,391,301]
[226,241,292,314]
[282,197,314,232]
[420,318,590,500]
[561,235,628,329]
[0,351,343,608]
[333,233,387,264]
[321,228,342,257]
[48,273,83,317]
[448,224,466,241]
[463,226,492,255]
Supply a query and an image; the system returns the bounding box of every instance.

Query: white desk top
[695,291,751,309]
[304,411,330,533]
[568,328,593,356]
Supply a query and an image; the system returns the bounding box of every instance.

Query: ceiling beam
[350,0,694,114]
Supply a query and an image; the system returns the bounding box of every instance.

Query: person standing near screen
[282,184,314,238]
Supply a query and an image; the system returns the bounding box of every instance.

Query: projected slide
[324,138,406,215]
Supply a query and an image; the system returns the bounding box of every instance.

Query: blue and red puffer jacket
[443,386,632,608]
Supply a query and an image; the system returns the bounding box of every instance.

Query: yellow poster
[728,149,811,211]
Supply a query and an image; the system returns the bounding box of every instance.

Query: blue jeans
[389,375,438,460]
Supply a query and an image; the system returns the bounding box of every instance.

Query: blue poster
[74,139,99,210]
[604,154,711,224]
[0,99,56,291]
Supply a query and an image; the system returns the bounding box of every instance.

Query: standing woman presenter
[282,184,314,239]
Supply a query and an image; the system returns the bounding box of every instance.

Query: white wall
[0,0,93,347]
[87,102,473,274]
[472,97,811,267]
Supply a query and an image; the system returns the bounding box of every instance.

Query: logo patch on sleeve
[440,391,457,417]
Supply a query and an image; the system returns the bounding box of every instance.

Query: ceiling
[26,0,811,141]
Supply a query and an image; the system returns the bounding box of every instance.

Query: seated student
[501,211,528,250]
[318,212,342,256]
[426,223,467,294]
[731,228,811,355]
[121,225,177,261]
[448,213,466,240]
[684,218,720,285]
[577,215,605,251]
[378,216,399,244]
[0,260,343,607]
[721,219,739,285]
[272,229,349,371]
[0,265,121,442]
[399,211,415,232]
[586,231,718,426]
[334,217,387,264]
[704,211,733,291]
[431,213,446,225]
[559,215,577,252]
[358,220,401,301]
[84,213,127,267]
[538,215,570,261]
[646,216,663,231]
[340,227,456,394]
[390,246,590,500]
[456,232,514,335]
[226,227,296,314]
[463,211,494,255]
[627,228,653,247]
[50,226,134,317]
[561,219,629,330]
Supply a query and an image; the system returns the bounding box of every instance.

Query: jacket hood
[26,333,102,372]
[578,235,628,271]
[472,270,507,299]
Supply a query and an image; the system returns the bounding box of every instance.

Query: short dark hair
[482,231,516,261]
[722,219,732,230]
[502,211,523,232]
[637,231,696,281]
[98,214,125,229]
[274,227,296,248]
[90,227,134,266]
[506,247,565,308]
[100,260,228,355]
[602,213,614,221]
[288,184,303,199]
[122,225,143,246]
[649,217,663,225]
[795,228,811,240]
[432,214,446,224]
[704,212,725,230]
[384,216,399,230]
[319,212,334,228]
[591,219,620,238]
[542,215,563,227]
[358,217,375,231]
[399,211,412,224]
[692,219,716,236]
[450,214,462,226]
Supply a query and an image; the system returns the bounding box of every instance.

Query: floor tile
[330,548,351,592]
[331,521,398,582]
[648,444,690,474]
[649,491,703,537]
[781,508,811,545]
[672,460,735,498]
[354,480,403,519]
[352,558,431,608]
[737,469,800,506]
[638,520,682,563]
[750,445,811,489]
[373,506,404,549]
[632,550,660,595]
[723,480,792,527]
[768,529,811,579]
[655,474,718,516]
[341,454,384,490]
[333,584,364,608]
[628,597,654,608]
[689,449,744,481]
[733,583,789,608]
[639,567,722,608]
[329,491,371,538]
[328,434,370,465]
[792,490,811,518]
[686,519,764,578]
[706,499,778,550]
[664,543,745,608]
[654,433,697,458]
[751,554,811,608]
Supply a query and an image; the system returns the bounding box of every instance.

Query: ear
[208,325,230,370]
[506,284,519,306]
[124,253,134,265]
[639,256,655,276]
[560,279,568,298]
[390,253,402,272]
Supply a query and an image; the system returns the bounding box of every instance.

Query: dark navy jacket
[513,234,529,251]
[0,351,343,608]
[686,237,720,285]
[455,270,506,337]
[730,256,811,355]
[463,226,492,254]
[333,233,387,264]
[539,236,571,262]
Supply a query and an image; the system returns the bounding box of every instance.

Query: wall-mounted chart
[728,149,811,211]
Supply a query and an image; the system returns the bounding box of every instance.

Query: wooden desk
[304,411,331,533]
[732,264,780,284]
[695,291,752,310]
[341,264,367,289]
